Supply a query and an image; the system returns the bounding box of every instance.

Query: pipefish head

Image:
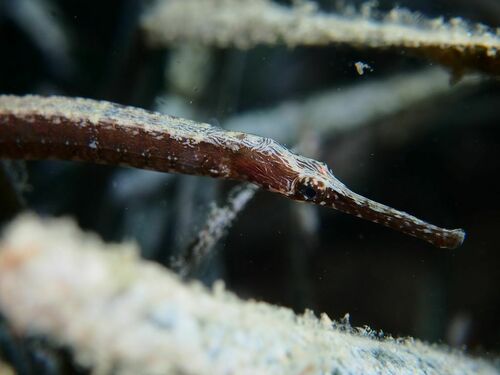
[288,156,466,249]
[289,157,348,207]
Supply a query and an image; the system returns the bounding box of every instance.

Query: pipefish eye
[297,182,317,200]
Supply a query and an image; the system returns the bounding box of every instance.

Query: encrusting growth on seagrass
[0,215,495,375]
[141,0,500,77]
[0,95,465,248]
[172,183,258,277]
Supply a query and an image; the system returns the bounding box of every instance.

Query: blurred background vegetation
[0,0,499,373]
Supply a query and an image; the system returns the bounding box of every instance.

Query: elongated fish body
[0,95,465,248]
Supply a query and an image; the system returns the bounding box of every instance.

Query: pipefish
[0,95,465,249]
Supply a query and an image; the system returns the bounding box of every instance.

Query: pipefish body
[0,95,465,249]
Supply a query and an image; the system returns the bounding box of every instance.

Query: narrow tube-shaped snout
[330,189,465,249]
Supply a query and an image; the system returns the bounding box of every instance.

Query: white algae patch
[0,214,495,375]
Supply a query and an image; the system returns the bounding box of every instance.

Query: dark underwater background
[0,0,499,372]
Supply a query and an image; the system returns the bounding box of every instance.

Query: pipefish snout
[289,163,465,249]
[0,95,465,249]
